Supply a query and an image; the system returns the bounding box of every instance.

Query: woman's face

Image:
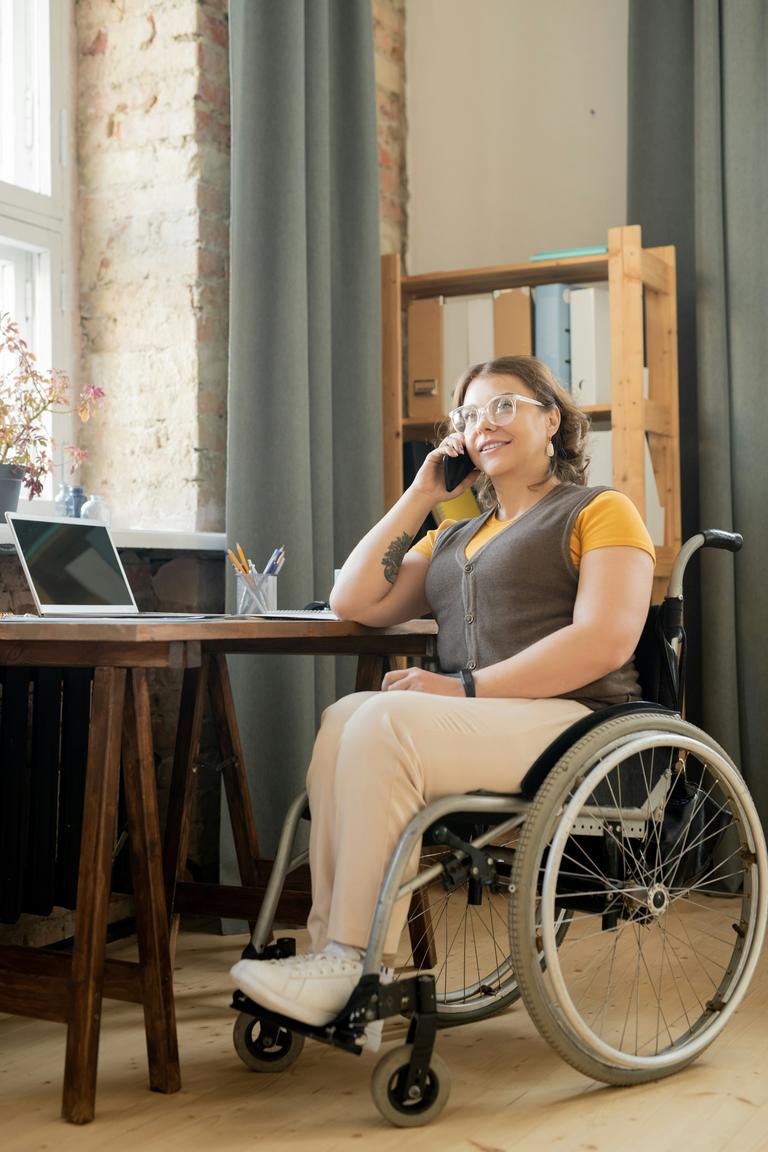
[460,373,559,480]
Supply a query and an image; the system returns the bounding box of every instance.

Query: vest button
[467,659,477,670]
[464,563,473,573]
[465,613,474,623]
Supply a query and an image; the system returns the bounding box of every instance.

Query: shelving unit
[380,224,680,601]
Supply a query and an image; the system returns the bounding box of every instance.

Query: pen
[264,546,284,575]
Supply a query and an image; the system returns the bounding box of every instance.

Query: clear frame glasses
[448,392,544,434]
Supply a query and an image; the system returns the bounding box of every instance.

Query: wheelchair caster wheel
[233,1011,305,1072]
[370,1043,450,1127]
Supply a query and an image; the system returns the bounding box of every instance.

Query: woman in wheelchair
[230,354,658,1025]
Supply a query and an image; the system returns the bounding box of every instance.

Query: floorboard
[2,927,767,1151]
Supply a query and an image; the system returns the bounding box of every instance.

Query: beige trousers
[305,690,590,956]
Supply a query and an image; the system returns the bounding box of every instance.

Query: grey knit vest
[424,483,642,711]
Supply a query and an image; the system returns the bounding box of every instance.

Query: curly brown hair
[438,355,591,507]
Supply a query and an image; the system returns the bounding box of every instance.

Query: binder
[534,283,571,388]
[493,288,532,357]
[570,285,610,405]
[466,296,494,366]
[442,297,469,411]
[407,298,444,421]
[433,485,481,527]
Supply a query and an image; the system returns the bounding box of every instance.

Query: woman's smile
[477,436,512,455]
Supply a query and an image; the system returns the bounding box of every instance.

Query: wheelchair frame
[230,530,768,1127]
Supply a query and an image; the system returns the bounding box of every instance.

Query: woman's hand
[381,667,465,695]
[411,433,480,502]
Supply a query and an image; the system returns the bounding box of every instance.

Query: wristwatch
[459,668,476,697]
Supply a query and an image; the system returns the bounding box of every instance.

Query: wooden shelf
[401,253,609,300]
[381,225,681,603]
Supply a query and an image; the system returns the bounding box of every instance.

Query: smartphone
[443,450,476,492]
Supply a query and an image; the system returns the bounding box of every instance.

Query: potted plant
[0,312,104,512]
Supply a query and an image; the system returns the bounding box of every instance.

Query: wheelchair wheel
[510,712,768,1085]
[396,835,569,1025]
[233,1011,305,1072]
[370,1043,450,1127]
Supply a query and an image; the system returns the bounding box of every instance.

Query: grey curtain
[627,0,701,721]
[628,1,768,814]
[694,2,768,815]
[224,0,382,881]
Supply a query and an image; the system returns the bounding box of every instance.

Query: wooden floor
[3,927,768,1152]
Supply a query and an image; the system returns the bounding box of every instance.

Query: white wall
[406,0,629,273]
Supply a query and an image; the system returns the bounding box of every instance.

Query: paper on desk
[243,609,340,620]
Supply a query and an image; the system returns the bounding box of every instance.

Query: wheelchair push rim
[512,715,768,1081]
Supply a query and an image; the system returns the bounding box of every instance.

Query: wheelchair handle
[701,529,743,552]
[668,529,743,599]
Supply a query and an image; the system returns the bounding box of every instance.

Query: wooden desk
[0,616,435,1123]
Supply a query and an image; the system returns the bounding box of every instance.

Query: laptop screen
[7,516,137,613]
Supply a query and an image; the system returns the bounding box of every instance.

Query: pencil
[227,548,246,574]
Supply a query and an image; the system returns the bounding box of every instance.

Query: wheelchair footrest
[231,972,439,1061]
[231,988,367,1055]
[239,935,297,962]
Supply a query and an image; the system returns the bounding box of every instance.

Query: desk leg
[355,653,407,691]
[62,667,126,1125]
[164,660,208,953]
[122,668,181,1095]
[208,653,260,888]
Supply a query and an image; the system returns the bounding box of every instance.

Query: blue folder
[534,283,571,389]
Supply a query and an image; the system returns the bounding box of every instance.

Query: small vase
[80,494,111,525]
[0,463,24,514]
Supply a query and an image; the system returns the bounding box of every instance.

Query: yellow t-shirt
[410,489,656,569]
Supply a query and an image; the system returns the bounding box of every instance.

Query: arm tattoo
[381,532,413,584]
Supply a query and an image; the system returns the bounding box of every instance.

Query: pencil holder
[235,572,278,615]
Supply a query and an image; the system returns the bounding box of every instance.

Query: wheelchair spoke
[398,842,524,1020]
[657,911,729,985]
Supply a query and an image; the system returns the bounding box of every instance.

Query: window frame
[0,0,76,498]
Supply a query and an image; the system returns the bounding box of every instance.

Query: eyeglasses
[448,392,544,434]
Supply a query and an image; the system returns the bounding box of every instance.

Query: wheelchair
[230,530,767,1126]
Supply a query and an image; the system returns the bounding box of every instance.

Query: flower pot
[0,463,24,514]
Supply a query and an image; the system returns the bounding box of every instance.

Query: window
[0,0,52,195]
[0,0,74,499]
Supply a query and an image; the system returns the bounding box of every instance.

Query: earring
[546,439,555,458]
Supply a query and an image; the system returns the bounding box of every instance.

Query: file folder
[534,283,571,388]
[571,285,610,405]
[493,288,532,357]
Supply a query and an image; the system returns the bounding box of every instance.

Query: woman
[231,355,655,1026]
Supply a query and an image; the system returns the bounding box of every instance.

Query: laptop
[5,512,220,618]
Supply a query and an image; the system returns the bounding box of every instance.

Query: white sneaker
[230,946,363,1027]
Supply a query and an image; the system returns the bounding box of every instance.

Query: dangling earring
[546,439,555,458]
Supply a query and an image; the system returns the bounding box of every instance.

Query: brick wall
[77,0,229,533]
[373,0,407,259]
[76,0,406,531]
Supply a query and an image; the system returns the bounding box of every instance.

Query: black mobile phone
[443,450,476,492]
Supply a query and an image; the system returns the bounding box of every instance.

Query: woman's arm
[329,437,478,627]
[382,546,653,695]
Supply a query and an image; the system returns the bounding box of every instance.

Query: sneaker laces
[270,950,362,976]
